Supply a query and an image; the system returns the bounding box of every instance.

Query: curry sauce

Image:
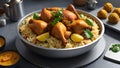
[0,51,20,66]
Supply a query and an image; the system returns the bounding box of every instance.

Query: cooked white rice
[19,14,100,49]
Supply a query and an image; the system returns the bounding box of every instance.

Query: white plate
[105,43,120,63]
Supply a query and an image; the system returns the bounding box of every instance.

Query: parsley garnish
[51,10,63,26]
[109,44,120,53]
[33,13,39,19]
[86,18,93,26]
[84,29,93,39]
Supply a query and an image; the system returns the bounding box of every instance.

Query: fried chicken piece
[51,22,69,46]
[64,31,71,39]
[66,4,80,19]
[40,8,52,22]
[29,19,48,35]
[63,10,77,21]
[69,20,92,34]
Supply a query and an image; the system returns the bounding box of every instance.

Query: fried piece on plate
[113,8,120,17]
[108,13,119,24]
[97,9,108,19]
[103,2,113,12]
[29,19,48,35]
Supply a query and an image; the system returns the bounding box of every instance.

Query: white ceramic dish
[17,9,104,58]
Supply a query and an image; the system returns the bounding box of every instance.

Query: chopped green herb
[51,12,56,18]
[109,44,120,53]
[33,13,39,19]
[86,18,93,26]
[79,14,84,18]
[84,29,93,39]
[51,10,63,26]
[57,11,62,17]
[51,17,62,26]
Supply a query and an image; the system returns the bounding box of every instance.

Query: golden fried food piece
[112,8,120,17]
[97,9,108,19]
[66,4,80,19]
[40,8,52,22]
[108,13,119,24]
[29,19,48,35]
[51,22,67,46]
[69,20,92,34]
[63,10,77,21]
[103,2,113,12]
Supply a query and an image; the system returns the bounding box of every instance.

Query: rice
[19,14,100,49]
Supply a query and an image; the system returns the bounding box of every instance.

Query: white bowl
[17,9,104,58]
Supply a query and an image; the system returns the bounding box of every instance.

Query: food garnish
[36,32,49,42]
[84,29,93,39]
[109,44,120,53]
[86,18,93,26]
[71,33,84,42]
[79,14,85,18]
[51,18,62,26]
[33,13,39,19]
[51,10,63,26]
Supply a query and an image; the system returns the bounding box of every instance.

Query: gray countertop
[0,0,120,68]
